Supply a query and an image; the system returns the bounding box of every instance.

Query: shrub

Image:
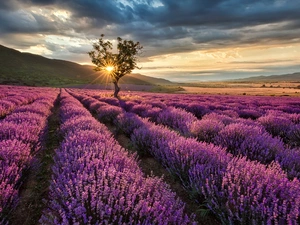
[156,107,197,136]
[258,115,293,141]
[189,119,225,143]
[204,157,300,224]
[214,123,284,164]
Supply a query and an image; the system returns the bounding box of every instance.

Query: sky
[0,0,300,82]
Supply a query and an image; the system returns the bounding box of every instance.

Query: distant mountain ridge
[0,44,172,86]
[234,72,300,82]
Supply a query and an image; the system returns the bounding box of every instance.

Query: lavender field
[1,85,300,225]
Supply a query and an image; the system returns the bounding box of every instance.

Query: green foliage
[88,34,143,97]
[150,85,185,93]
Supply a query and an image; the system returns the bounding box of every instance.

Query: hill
[0,45,172,86]
[234,72,300,82]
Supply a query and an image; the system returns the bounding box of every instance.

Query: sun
[106,66,114,72]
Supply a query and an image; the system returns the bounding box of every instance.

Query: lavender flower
[156,107,197,136]
[40,90,195,224]
[204,157,300,224]
[189,118,225,143]
[214,123,285,164]
[258,114,293,140]
[114,112,145,136]
[0,88,58,222]
[288,124,300,147]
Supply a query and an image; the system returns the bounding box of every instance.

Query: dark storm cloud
[141,0,300,28]
[0,0,300,58]
[61,0,133,24]
[106,0,300,56]
[27,0,57,4]
[0,9,66,34]
[131,0,300,41]
[0,0,56,10]
[19,0,57,6]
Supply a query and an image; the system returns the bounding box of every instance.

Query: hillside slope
[0,45,172,86]
[234,72,300,82]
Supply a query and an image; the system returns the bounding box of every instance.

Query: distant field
[67,83,185,93]
[69,82,300,96]
[179,82,300,96]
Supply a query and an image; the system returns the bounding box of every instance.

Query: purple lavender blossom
[238,109,262,120]
[156,107,197,136]
[289,113,300,124]
[258,114,293,140]
[202,112,234,125]
[214,123,285,164]
[189,118,225,143]
[130,103,153,118]
[186,103,210,119]
[96,105,124,123]
[0,88,58,222]
[288,124,300,148]
[40,90,195,224]
[277,147,300,180]
[114,112,145,136]
[204,157,300,224]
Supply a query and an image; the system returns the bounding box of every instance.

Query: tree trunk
[113,81,120,98]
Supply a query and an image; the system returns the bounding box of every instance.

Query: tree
[88,34,143,98]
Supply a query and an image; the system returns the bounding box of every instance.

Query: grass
[149,85,185,93]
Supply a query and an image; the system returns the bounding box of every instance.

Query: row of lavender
[125,97,300,180]
[131,92,300,146]
[68,89,300,224]
[0,86,58,223]
[138,92,300,114]
[72,89,300,180]
[40,89,195,224]
[74,89,300,115]
[0,85,45,118]
[74,89,300,146]
[137,93,299,142]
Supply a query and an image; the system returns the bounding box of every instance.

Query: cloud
[61,0,134,26]
[0,33,46,48]
[0,0,299,66]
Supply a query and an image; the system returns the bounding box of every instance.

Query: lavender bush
[96,105,124,123]
[204,157,300,224]
[131,120,231,193]
[156,107,197,136]
[40,90,195,224]
[258,114,293,141]
[214,123,284,164]
[0,89,58,222]
[189,118,225,143]
[277,147,300,180]
[51,88,300,224]
[114,112,145,136]
[288,124,300,148]
[186,103,210,118]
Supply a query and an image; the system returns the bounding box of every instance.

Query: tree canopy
[88,34,143,97]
